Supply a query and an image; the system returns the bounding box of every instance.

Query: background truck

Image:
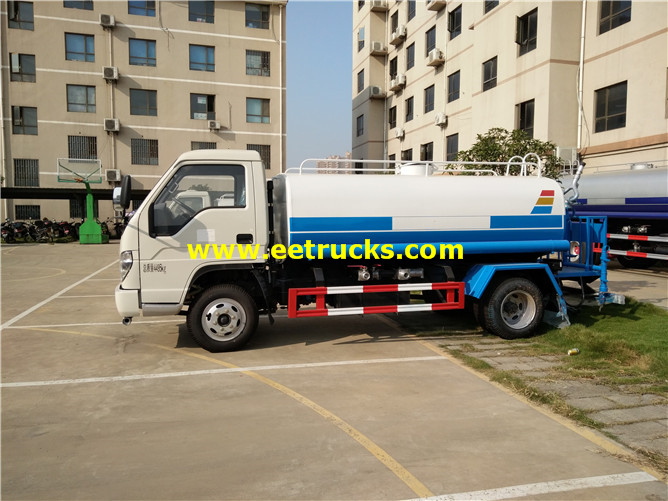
[115,150,615,352]
[562,163,668,269]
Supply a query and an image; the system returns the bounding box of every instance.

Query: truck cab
[115,149,268,324]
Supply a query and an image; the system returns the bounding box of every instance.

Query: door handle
[236,233,253,244]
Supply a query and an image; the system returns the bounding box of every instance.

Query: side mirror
[114,175,132,210]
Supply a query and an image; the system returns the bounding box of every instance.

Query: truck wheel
[483,278,543,340]
[187,285,258,352]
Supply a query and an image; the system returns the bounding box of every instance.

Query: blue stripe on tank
[289,217,392,232]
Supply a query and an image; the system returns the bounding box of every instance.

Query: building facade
[352,0,667,171]
[2,0,286,221]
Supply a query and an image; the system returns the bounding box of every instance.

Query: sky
[286,1,352,168]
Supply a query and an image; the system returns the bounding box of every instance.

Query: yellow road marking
[20,326,434,498]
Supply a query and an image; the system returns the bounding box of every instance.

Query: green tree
[456,128,561,179]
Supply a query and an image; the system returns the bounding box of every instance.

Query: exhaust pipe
[122,317,132,326]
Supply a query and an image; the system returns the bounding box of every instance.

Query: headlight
[120,250,133,283]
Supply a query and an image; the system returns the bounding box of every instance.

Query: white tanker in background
[114,150,618,352]
[563,164,668,268]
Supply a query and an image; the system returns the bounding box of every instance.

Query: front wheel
[187,285,259,352]
[483,278,544,340]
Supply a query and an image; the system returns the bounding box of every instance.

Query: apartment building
[352,0,667,170]
[2,0,286,221]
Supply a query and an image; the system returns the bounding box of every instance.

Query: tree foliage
[456,128,561,179]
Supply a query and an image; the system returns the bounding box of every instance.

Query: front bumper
[115,285,140,318]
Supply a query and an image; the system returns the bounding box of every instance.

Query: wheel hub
[500,291,536,329]
[201,299,247,341]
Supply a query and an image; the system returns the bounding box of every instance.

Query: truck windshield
[151,163,246,236]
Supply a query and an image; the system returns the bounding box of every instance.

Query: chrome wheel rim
[200,298,247,341]
[500,290,536,329]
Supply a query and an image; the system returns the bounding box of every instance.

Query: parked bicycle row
[1,217,127,243]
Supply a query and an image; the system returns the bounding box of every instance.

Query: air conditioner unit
[435,113,448,127]
[390,25,407,46]
[389,74,407,92]
[105,169,121,182]
[369,86,386,99]
[426,0,447,11]
[395,128,405,139]
[427,48,445,67]
[208,120,221,130]
[370,0,388,12]
[556,146,577,163]
[103,66,119,81]
[99,13,115,28]
[370,41,388,56]
[104,118,120,132]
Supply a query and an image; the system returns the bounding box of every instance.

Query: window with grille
[448,6,462,40]
[595,81,627,132]
[247,144,271,170]
[131,138,159,165]
[128,0,155,16]
[358,27,365,52]
[246,3,269,29]
[357,70,364,93]
[246,50,270,76]
[70,198,98,219]
[65,33,95,62]
[401,149,413,161]
[15,205,40,220]
[356,114,364,137]
[448,71,460,102]
[14,159,39,187]
[192,141,217,150]
[67,85,96,113]
[447,134,459,161]
[599,0,631,34]
[130,89,157,116]
[246,98,270,123]
[11,106,37,135]
[482,57,497,91]
[516,8,538,56]
[68,136,98,159]
[388,106,397,129]
[420,142,433,161]
[424,85,434,113]
[10,53,36,82]
[190,94,215,120]
[8,1,34,30]
[64,1,93,10]
[129,39,156,66]
[517,99,535,138]
[189,1,214,23]
[189,45,215,72]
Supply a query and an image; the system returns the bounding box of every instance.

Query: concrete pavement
[1,241,666,500]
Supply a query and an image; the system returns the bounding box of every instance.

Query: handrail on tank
[504,153,542,177]
[291,157,541,176]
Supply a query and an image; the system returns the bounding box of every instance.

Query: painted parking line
[403,471,657,501]
[2,319,182,330]
[1,356,446,388]
[0,260,117,330]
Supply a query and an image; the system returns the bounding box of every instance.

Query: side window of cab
[150,164,246,236]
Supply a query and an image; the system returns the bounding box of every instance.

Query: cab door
[137,161,259,305]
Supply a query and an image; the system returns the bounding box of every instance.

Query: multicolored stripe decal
[531,190,554,214]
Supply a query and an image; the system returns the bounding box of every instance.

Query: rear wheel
[483,278,543,340]
[187,284,258,352]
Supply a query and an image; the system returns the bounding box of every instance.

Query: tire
[617,255,657,269]
[483,278,544,340]
[187,284,258,352]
